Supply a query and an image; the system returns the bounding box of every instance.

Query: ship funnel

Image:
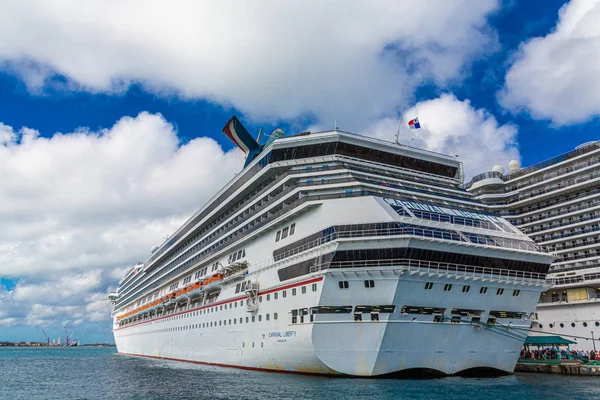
[222,116,264,167]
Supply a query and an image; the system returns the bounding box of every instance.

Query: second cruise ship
[466,141,600,350]
[109,116,553,376]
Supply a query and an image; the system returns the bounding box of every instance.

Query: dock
[516,360,600,376]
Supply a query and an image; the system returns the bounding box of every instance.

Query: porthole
[261,342,264,348]
[539,324,543,329]
[571,323,576,328]
[596,322,600,327]
[560,323,564,328]
[583,322,588,327]
[549,323,554,328]
[252,342,255,348]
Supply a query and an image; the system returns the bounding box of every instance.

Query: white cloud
[0,0,499,128]
[0,112,240,277]
[0,112,239,332]
[500,0,600,125]
[367,94,520,180]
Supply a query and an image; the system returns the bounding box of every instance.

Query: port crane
[41,328,50,346]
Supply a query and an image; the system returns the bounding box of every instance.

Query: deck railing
[308,257,548,284]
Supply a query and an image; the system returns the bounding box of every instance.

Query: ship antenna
[395,76,410,145]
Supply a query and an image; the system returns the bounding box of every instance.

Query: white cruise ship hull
[115,269,544,376]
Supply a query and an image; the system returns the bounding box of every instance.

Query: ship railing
[274,225,539,264]
[309,258,548,284]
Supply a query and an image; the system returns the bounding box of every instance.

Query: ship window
[292,288,297,296]
[560,323,564,328]
[258,315,262,322]
[267,294,270,301]
[364,280,375,288]
[444,284,452,292]
[480,287,488,294]
[266,314,270,321]
[235,302,237,308]
[246,317,249,323]
[302,286,306,294]
[229,303,232,309]
[282,227,289,239]
[462,285,470,293]
[252,316,255,322]
[283,290,287,298]
[235,284,241,294]
[424,282,434,290]
[220,305,223,311]
[512,290,520,296]
[290,223,296,235]
[312,283,317,292]
[274,312,278,320]
[219,321,222,326]
[240,317,242,324]
[401,306,444,315]
[338,281,349,289]
[259,296,263,303]
[274,292,278,300]
[549,323,554,328]
[237,250,242,259]
[229,319,232,325]
[276,231,281,242]
[496,288,504,296]
[584,322,588,327]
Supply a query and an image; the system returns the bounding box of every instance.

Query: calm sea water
[1,347,599,400]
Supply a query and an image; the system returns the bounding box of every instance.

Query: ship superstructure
[109,117,553,376]
[466,141,600,350]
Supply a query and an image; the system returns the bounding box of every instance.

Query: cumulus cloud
[0,112,240,276]
[0,112,240,334]
[0,0,499,128]
[500,0,600,125]
[367,94,520,180]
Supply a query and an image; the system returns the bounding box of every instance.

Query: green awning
[524,335,576,346]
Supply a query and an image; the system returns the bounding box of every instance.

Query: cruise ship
[465,141,600,351]
[108,116,554,376]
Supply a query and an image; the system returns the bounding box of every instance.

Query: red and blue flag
[408,117,421,129]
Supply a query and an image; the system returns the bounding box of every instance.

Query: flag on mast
[408,117,421,129]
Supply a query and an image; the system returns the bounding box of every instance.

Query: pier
[516,360,600,376]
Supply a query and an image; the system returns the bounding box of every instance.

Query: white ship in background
[466,141,600,351]
[108,116,553,376]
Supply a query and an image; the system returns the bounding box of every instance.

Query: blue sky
[1,0,599,343]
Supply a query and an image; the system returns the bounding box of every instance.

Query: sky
[1,0,599,344]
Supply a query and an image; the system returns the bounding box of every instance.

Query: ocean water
[1,347,599,400]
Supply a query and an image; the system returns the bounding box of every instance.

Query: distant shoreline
[0,342,116,347]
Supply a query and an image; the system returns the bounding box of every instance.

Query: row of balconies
[504,186,600,217]
[533,222,600,243]
[541,234,600,253]
[520,210,600,233]
[505,157,600,192]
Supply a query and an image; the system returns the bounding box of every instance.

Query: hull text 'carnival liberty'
[109,117,554,376]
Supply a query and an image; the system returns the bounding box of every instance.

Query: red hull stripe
[113,276,324,332]
[120,352,332,376]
